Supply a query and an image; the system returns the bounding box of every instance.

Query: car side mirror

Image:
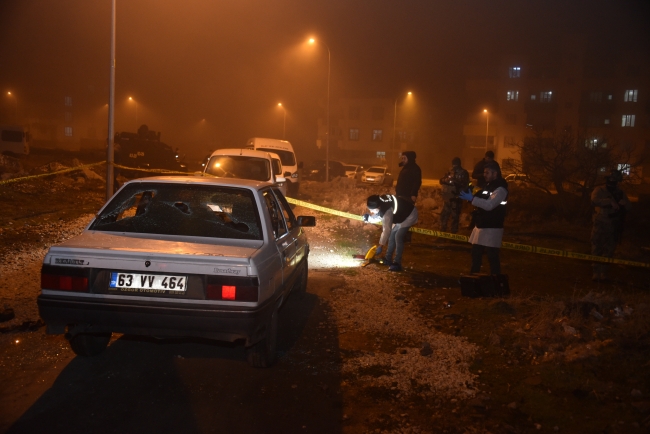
[297,216,316,227]
[283,171,291,177]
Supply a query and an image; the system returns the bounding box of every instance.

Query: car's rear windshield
[367,167,385,173]
[89,183,262,240]
[205,155,270,182]
[257,148,296,167]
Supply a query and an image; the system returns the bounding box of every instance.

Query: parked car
[361,166,394,186]
[203,148,287,197]
[342,164,364,180]
[37,176,316,367]
[304,160,347,181]
[504,173,530,184]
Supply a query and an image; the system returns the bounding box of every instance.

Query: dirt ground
[1,148,650,433]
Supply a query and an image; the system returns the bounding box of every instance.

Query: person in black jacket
[363,194,418,272]
[471,151,501,189]
[459,161,508,274]
[395,151,421,203]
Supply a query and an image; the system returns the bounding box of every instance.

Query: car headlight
[291,173,299,178]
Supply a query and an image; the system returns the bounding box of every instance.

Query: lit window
[585,138,599,150]
[607,94,613,101]
[530,95,536,101]
[376,151,386,160]
[617,163,630,176]
[509,67,521,78]
[64,126,73,137]
[349,128,359,141]
[604,119,610,125]
[621,115,635,127]
[624,90,638,102]
[506,91,519,101]
[540,91,553,103]
[372,129,383,141]
[397,131,408,142]
[64,96,72,106]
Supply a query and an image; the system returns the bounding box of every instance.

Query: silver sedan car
[38,176,315,367]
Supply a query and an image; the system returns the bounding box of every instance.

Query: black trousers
[470,244,500,275]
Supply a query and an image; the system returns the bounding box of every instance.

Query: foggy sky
[1,0,648,162]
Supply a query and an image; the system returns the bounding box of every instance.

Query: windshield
[205,155,271,182]
[90,183,262,240]
[366,167,385,174]
[257,148,295,167]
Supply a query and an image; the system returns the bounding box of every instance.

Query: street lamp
[277,103,286,139]
[129,96,138,127]
[483,109,489,150]
[7,91,18,118]
[392,91,413,167]
[308,37,331,182]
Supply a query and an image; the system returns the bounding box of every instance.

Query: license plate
[109,272,187,292]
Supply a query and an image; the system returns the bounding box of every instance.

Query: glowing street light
[483,109,489,150]
[6,91,18,118]
[308,37,331,182]
[128,96,138,127]
[277,103,286,139]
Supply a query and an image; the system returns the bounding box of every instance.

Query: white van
[203,148,287,197]
[246,138,298,196]
[0,125,30,156]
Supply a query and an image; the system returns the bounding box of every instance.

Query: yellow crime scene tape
[0,161,106,185]
[286,197,650,269]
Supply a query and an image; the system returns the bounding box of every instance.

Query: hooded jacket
[395,151,422,200]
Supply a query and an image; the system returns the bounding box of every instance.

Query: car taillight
[206,283,258,301]
[41,274,89,292]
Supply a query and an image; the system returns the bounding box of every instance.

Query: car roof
[366,166,387,170]
[210,148,277,160]
[122,175,273,192]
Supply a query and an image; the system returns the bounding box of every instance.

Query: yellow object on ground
[365,245,377,260]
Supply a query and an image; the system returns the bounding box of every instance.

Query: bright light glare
[7,91,12,95]
[15,340,19,344]
[483,109,488,113]
[408,92,412,95]
[311,251,363,269]
[278,103,282,106]
[308,38,315,44]
[215,163,221,168]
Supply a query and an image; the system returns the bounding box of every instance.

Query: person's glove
[363,213,370,222]
[459,190,474,201]
[375,245,383,256]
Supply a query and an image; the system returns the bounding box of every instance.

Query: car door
[262,189,295,286]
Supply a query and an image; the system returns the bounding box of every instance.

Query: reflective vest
[377,195,415,224]
[473,178,508,228]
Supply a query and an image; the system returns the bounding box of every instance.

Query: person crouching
[459,161,508,275]
[363,194,418,272]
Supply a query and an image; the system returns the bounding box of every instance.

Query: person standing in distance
[395,151,421,203]
[590,169,630,281]
[440,157,470,234]
[395,151,421,243]
[363,194,418,272]
[459,161,508,274]
[471,150,501,189]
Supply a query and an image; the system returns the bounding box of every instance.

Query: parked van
[246,138,298,196]
[0,125,30,156]
[203,148,287,197]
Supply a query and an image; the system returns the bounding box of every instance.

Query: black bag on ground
[460,274,509,298]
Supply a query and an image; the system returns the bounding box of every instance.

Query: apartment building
[462,42,650,180]
[316,97,417,172]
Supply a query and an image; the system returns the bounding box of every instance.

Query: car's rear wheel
[247,307,278,368]
[68,332,112,357]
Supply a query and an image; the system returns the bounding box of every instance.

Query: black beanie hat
[484,161,499,172]
[452,157,461,166]
[367,195,381,209]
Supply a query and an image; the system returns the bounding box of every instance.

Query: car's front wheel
[68,332,112,356]
[246,307,278,368]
